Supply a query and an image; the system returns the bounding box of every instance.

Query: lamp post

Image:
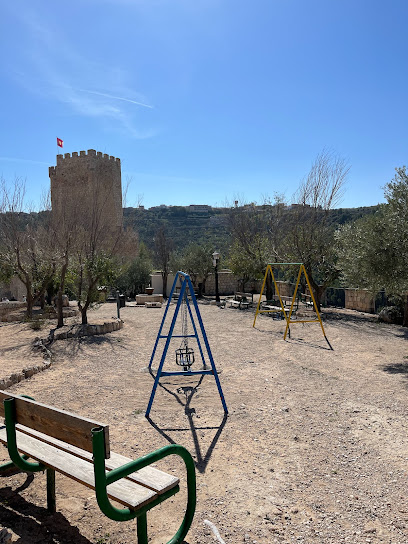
[212,251,220,304]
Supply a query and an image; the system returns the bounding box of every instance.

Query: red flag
[57,138,63,148]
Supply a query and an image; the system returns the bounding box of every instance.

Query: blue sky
[1,0,407,209]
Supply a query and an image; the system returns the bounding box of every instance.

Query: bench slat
[0,391,110,457]
[0,427,164,510]
[15,425,179,494]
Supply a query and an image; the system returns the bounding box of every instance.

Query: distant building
[149,204,168,211]
[188,204,211,214]
[289,203,311,209]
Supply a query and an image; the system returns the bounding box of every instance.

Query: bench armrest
[92,427,196,543]
[3,398,45,473]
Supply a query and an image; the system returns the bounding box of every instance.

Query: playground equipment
[253,263,332,349]
[146,272,228,417]
[175,292,195,371]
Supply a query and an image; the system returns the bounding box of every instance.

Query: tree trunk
[81,307,88,325]
[266,273,273,301]
[403,294,408,328]
[26,294,33,318]
[162,272,168,298]
[311,285,327,312]
[57,290,64,328]
[24,279,33,318]
[56,261,68,328]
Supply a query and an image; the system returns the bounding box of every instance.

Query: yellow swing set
[253,263,332,348]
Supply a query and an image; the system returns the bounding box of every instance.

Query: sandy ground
[0,301,408,544]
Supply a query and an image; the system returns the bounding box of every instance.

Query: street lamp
[212,251,220,304]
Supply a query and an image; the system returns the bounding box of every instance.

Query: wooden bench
[0,391,196,544]
[235,292,253,303]
[261,296,299,320]
[230,292,253,310]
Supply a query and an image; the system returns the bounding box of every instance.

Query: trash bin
[119,294,126,308]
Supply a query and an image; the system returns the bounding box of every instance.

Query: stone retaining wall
[0,360,52,390]
[345,289,375,313]
[0,301,26,320]
[135,294,164,305]
[51,319,123,340]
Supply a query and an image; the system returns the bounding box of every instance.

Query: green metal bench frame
[0,396,196,544]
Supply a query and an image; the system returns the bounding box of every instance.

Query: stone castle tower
[49,149,123,229]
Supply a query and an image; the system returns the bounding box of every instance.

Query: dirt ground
[0,300,408,544]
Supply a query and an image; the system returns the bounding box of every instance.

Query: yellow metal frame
[253,263,331,347]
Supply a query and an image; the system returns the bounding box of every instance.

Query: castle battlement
[54,149,121,166]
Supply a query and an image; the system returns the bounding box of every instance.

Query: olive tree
[337,166,408,326]
[153,226,173,298]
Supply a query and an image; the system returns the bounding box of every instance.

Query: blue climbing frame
[146,272,228,417]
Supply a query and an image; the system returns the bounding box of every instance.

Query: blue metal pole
[190,279,228,414]
[145,277,187,417]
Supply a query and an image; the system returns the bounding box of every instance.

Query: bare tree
[0,177,56,317]
[226,197,286,299]
[153,226,173,298]
[284,149,350,308]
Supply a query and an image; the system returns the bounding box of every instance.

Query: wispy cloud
[77,89,154,109]
[7,5,155,138]
[0,157,49,166]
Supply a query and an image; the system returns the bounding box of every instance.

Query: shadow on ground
[254,324,332,351]
[381,361,408,376]
[146,375,228,474]
[49,333,130,358]
[0,475,92,544]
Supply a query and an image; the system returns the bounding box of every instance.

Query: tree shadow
[0,477,93,544]
[380,362,408,376]
[49,331,129,358]
[322,309,377,324]
[146,376,228,474]
[394,328,408,340]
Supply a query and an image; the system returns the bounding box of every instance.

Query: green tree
[227,239,265,291]
[226,199,284,299]
[176,243,214,292]
[337,166,408,326]
[68,225,138,325]
[116,242,152,297]
[153,226,173,298]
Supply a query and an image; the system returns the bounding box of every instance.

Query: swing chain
[175,284,195,370]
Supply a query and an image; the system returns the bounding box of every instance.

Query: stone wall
[0,301,26,321]
[49,149,123,231]
[150,271,239,296]
[205,270,239,295]
[345,289,375,313]
[275,281,294,298]
[0,277,26,301]
[150,271,376,313]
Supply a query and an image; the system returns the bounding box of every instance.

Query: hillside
[0,204,380,256]
[123,203,380,252]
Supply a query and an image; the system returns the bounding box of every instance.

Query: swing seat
[175,347,195,369]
